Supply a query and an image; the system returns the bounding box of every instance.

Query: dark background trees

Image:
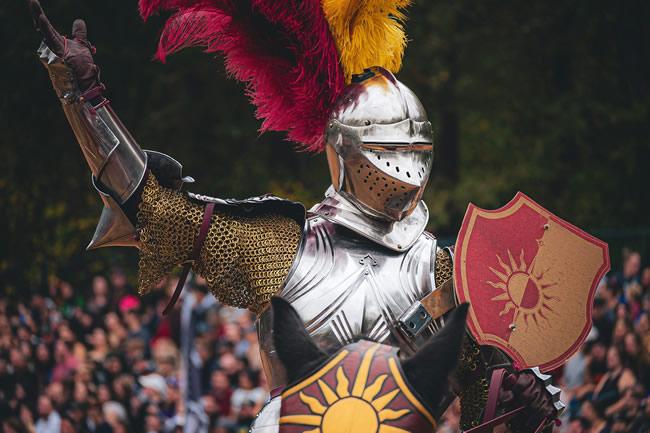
[2,0,649,293]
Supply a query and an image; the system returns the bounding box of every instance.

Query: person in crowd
[209,369,233,421]
[35,395,61,433]
[610,251,641,295]
[230,369,267,426]
[580,400,611,433]
[592,346,636,419]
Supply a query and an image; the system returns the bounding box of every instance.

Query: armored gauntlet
[35,21,189,249]
[38,42,150,249]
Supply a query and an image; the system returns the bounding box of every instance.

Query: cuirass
[257,214,440,389]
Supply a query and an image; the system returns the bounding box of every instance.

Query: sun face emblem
[279,344,422,433]
[487,249,558,330]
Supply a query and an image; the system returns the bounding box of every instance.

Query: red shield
[454,192,609,371]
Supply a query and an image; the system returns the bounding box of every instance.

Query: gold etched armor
[434,248,489,429]
[137,174,301,313]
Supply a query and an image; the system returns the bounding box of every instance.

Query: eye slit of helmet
[361,143,433,152]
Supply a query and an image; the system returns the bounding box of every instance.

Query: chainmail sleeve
[137,174,302,313]
[434,248,489,430]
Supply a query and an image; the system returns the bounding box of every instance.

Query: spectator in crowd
[230,369,266,430]
[591,346,636,418]
[580,400,610,433]
[35,395,61,433]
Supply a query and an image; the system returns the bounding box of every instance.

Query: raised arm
[28,0,164,248]
[29,1,304,312]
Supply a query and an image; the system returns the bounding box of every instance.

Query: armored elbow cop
[38,43,191,249]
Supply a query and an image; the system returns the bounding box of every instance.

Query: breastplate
[257,214,440,389]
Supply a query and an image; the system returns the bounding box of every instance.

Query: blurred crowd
[556,250,650,433]
[1,250,649,433]
[0,270,267,433]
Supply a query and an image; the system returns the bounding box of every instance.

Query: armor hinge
[398,301,432,338]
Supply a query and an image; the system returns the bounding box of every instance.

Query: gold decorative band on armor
[137,174,302,313]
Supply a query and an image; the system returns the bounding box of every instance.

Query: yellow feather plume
[322,0,411,83]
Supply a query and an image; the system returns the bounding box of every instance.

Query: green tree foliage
[1,0,649,292]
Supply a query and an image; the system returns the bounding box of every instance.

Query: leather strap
[465,368,524,433]
[483,368,507,423]
[162,202,215,315]
[420,278,456,319]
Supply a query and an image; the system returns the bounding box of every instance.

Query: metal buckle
[398,301,431,338]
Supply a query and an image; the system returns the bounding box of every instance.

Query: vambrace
[38,43,189,249]
[137,174,303,313]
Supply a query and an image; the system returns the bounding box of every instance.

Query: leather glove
[498,371,557,432]
[27,0,101,93]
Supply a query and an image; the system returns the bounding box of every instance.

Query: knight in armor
[26,0,562,430]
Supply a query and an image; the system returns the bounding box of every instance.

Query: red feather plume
[139,0,345,152]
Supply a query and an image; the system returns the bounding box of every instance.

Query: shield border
[454,192,610,371]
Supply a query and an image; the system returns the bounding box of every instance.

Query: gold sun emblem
[487,249,559,330]
[279,345,417,433]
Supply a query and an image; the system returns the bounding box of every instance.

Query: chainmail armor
[137,174,301,313]
[434,248,489,429]
[456,338,490,429]
[433,248,453,288]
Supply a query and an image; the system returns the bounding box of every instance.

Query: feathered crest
[139,0,412,151]
[139,0,344,151]
[323,0,411,83]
